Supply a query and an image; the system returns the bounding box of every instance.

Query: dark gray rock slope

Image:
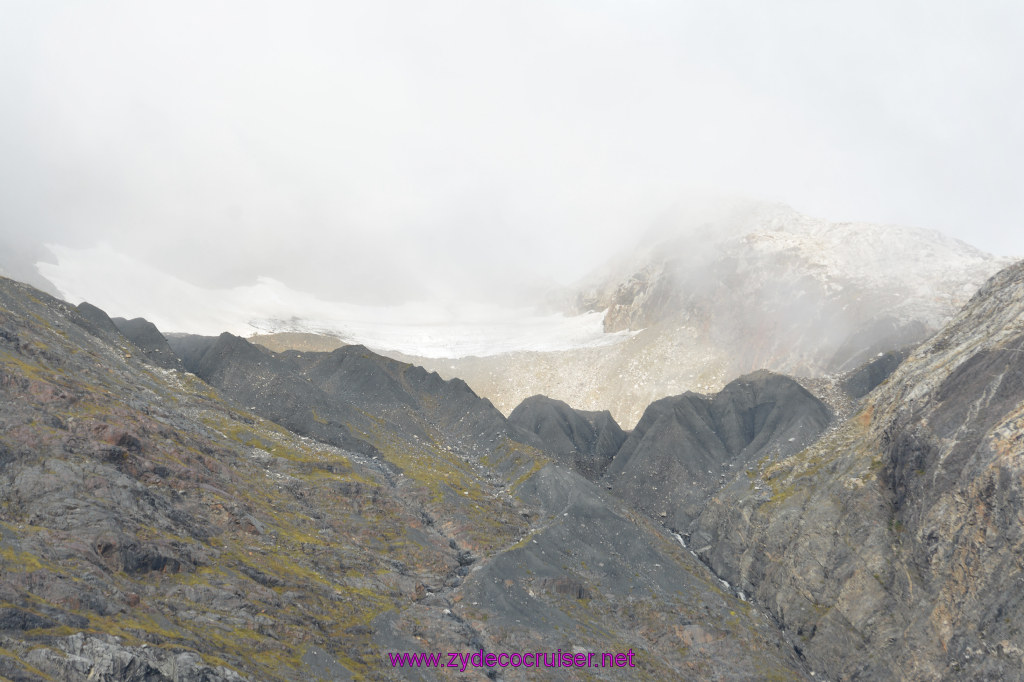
[840,347,911,400]
[111,316,185,371]
[603,370,831,531]
[507,394,626,479]
[74,301,125,341]
[694,259,1024,680]
[168,332,547,460]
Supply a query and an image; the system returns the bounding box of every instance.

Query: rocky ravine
[0,277,807,681]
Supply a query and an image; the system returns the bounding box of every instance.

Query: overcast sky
[1,1,1022,306]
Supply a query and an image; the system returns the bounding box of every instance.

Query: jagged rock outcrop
[111,316,185,371]
[508,395,626,480]
[75,301,126,342]
[603,370,832,531]
[694,259,1024,679]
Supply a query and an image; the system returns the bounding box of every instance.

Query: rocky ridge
[5,251,1023,681]
[603,371,832,533]
[0,277,807,680]
[507,396,626,480]
[694,259,1024,679]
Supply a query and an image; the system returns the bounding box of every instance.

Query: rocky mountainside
[110,317,184,372]
[164,332,546,461]
[511,360,898,533]
[5,250,1023,681]
[387,201,1007,428]
[694,259,1024,679]
[507,396,626,481]
[603,371,832,533]
[0,277,808,680]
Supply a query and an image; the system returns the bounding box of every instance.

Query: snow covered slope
[579,201,998,337]
[36,243,632,358]
[406,201,1011,426]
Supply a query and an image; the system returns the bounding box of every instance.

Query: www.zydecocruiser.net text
[388,648,637,671]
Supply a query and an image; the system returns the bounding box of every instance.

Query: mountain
[507,355,900,534]
[387,201,1007,427]
[507,396,626,480]
[111,316,185,371]
[602,370,832,532]
[693,259,1024,679]
[165,332,548,462]
[5,249,1024,680]
[0,276,808,680]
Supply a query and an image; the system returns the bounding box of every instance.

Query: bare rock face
[694,259,1024,680]
[604,370,832,531]
[20,633,246,682]
[167,332,551,461]
[839,348,912,400]
[112,316,185,371]
[508,395,626,480]
[599,263,673,333]
[75,301,125,341]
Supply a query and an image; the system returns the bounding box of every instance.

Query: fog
[1,1,1022,310]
